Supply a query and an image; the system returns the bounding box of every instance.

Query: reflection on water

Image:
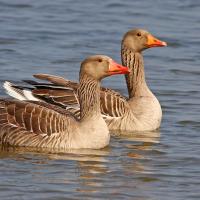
[0,131,160,196]
[0,0,200,199]
[112,130,160,143]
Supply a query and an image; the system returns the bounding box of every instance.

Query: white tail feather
[3,81,39,101]
[23,90,40,101]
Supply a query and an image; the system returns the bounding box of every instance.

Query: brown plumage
[0,55,129,149]
[4,29,167,132]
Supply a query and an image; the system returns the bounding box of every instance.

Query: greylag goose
[0,55,129,149]
[4,29,167,132]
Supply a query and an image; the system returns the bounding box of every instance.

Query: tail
[3,81,40,101]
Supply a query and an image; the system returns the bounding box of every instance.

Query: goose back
[0,99,75,148]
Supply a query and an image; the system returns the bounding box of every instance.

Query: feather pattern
[4,75,129,119]
[121,46,146,98]
[1,77,109,149]
[3,48,161,132]
[0,55,122,149]
[0,99,70,148]
[3,29,164,132]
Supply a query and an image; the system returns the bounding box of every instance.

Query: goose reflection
[48,148,111,194]
[111,129,160,143]
[110,129,161,173]
[0,130,161,197]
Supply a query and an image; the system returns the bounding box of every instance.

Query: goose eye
[98,59,102,62]
[137,32,141,37]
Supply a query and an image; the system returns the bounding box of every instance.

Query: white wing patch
[3,81,39,101]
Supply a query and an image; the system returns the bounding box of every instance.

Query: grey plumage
[1,55,129,149]
[4,29,166,132]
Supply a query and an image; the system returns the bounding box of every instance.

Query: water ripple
[0,0,200,199]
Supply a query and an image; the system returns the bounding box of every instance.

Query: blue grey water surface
[0,0,200,199]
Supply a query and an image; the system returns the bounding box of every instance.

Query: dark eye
[98,59,102,62]
[137,32,141,37]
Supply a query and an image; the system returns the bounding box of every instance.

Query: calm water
[0,0,200,199]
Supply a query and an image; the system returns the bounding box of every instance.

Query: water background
[0,0,200,199]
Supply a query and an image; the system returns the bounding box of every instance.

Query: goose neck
[121,46,149,98]
[78,74,101,121]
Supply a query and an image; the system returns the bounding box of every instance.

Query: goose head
[80,55,130,80]
[122,28,167,52]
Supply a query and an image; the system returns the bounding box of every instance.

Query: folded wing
[4,74,129,119]
[0,99,74,147]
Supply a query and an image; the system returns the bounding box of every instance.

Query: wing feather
[0,99,73,147]
[4,74,129,119]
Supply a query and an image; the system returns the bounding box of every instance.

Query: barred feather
[4,74,129,120]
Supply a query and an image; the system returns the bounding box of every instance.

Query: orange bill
[108,60,130,75]
[146,34,167,48]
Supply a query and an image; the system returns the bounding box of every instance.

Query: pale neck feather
[78,73,101,121]
[121,46,152,98]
